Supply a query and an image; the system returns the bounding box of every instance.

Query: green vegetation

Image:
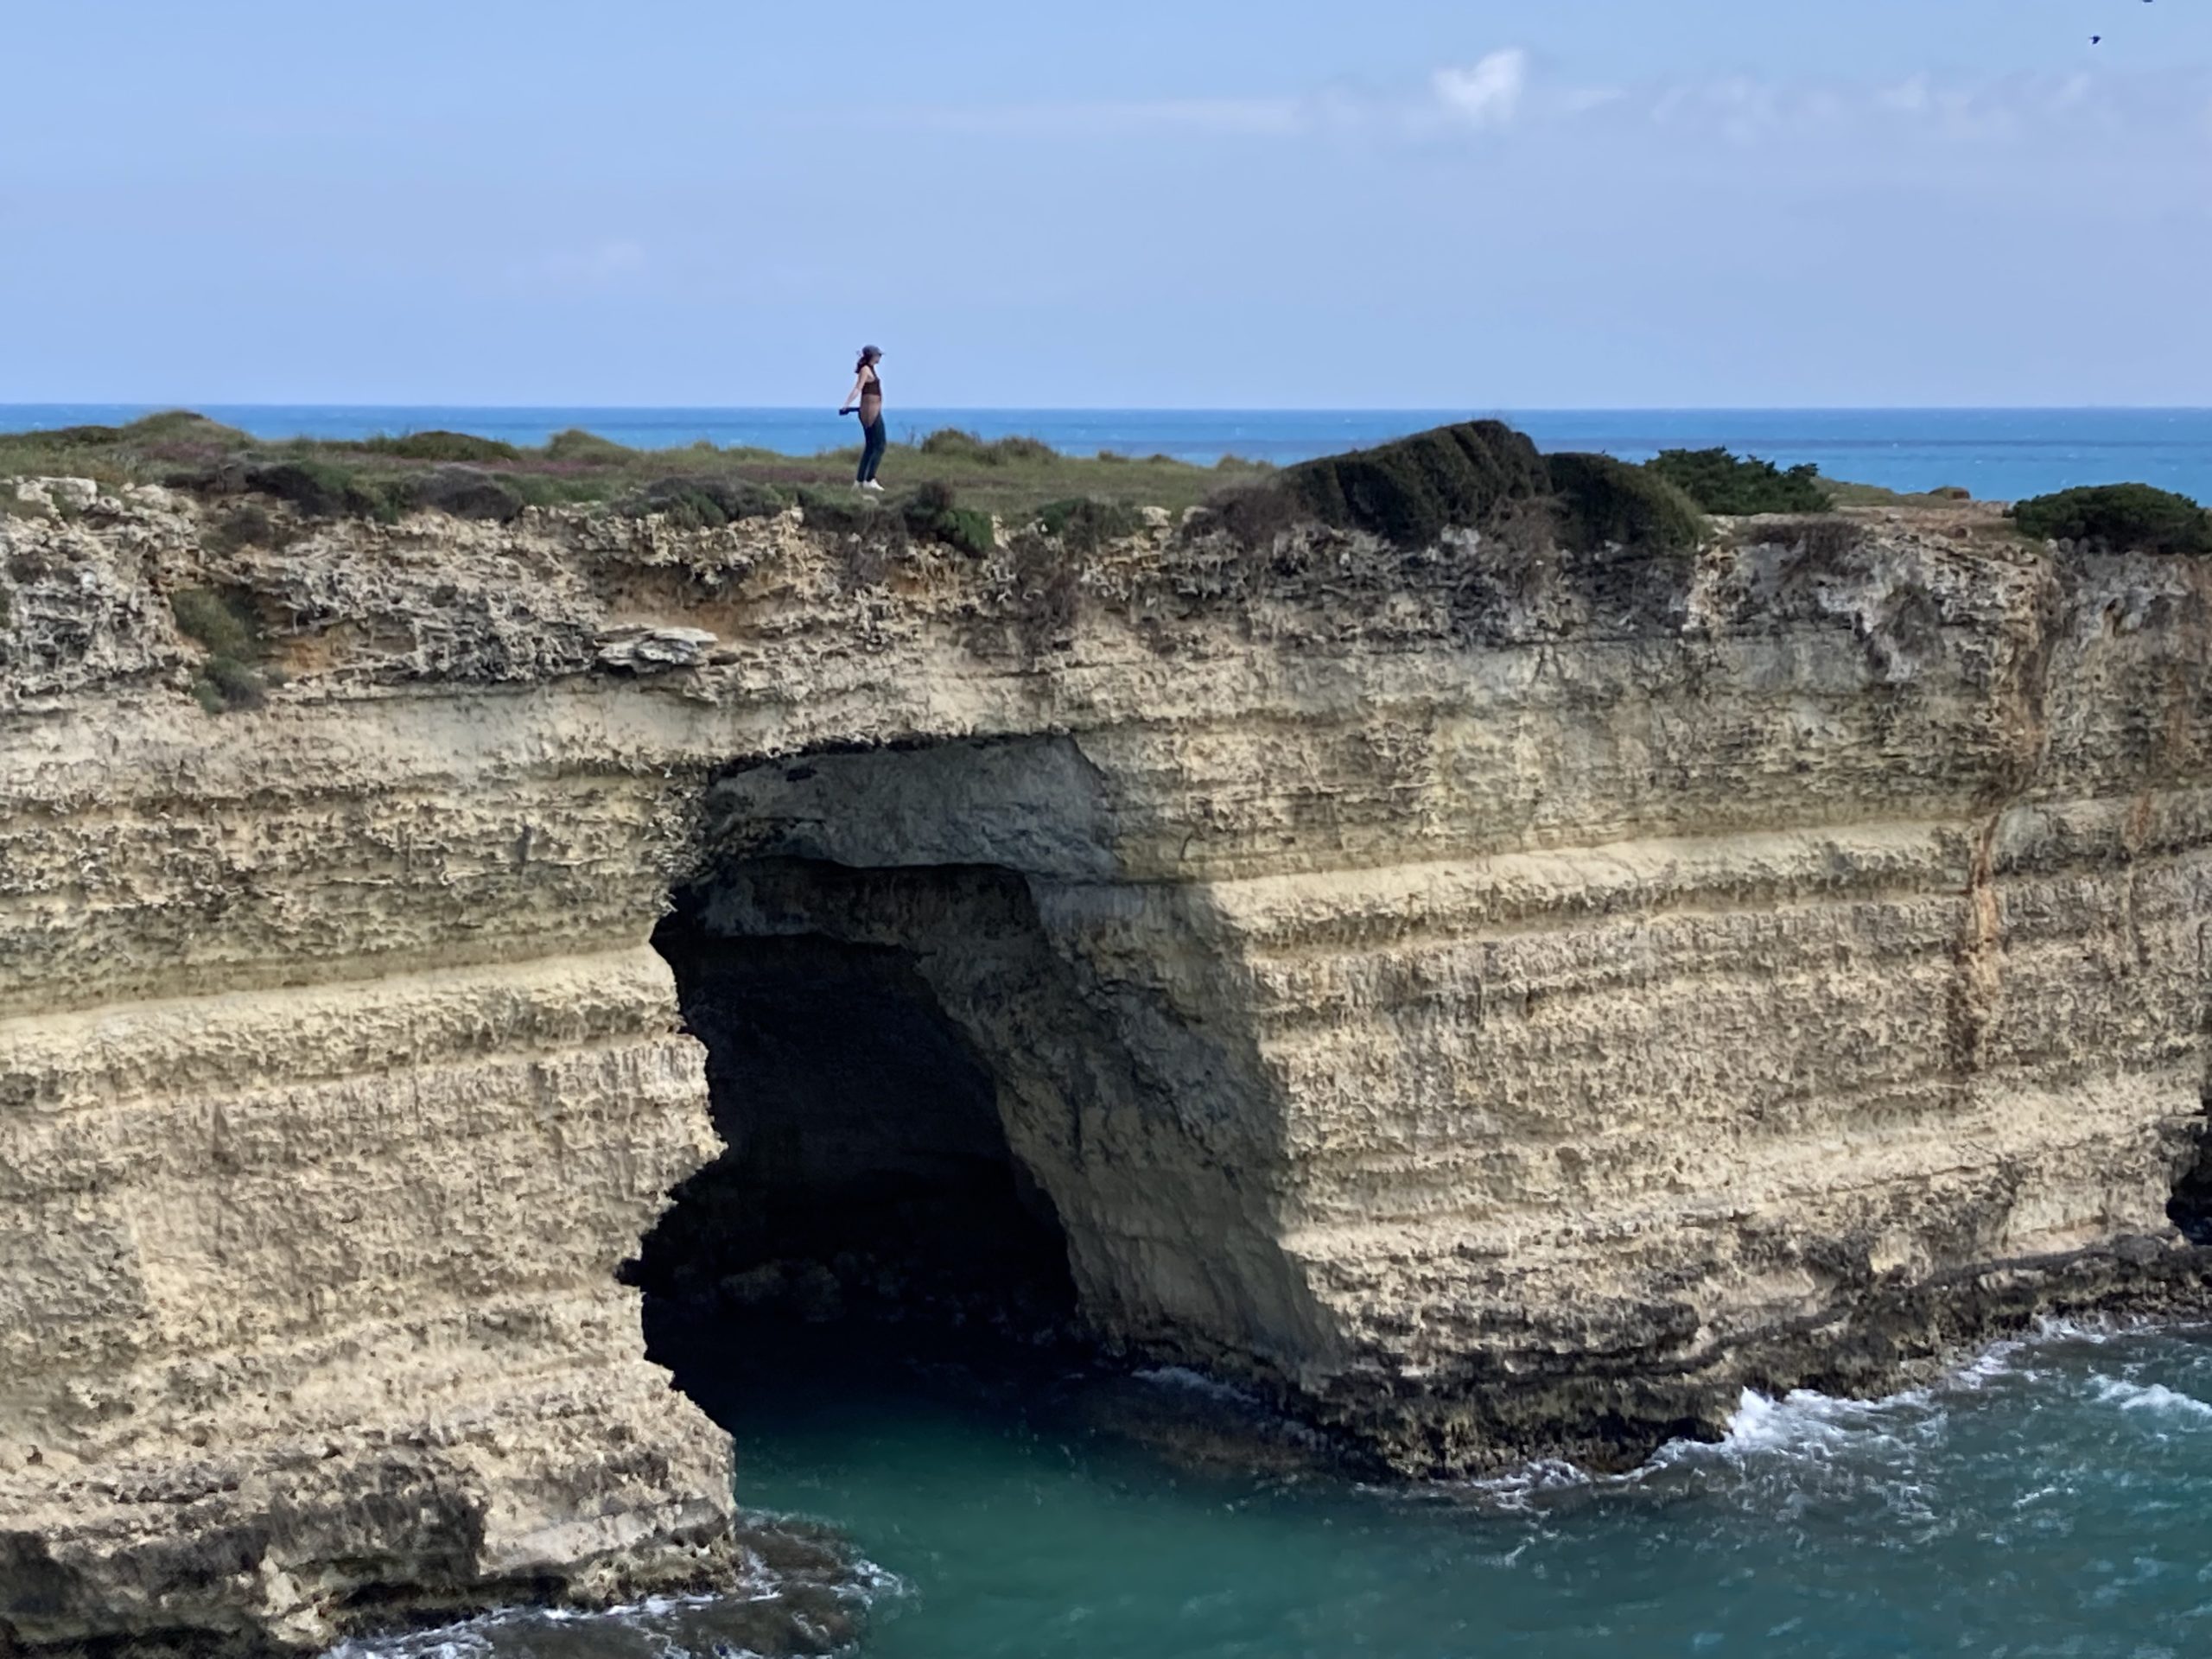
[170,586,273,714]
[1646,448,1833,515]
[1037,498,1144,543]
[1818,477,1973,509]
[1212,420,1549,549]
[2011,484,2212,556]
[899,480,995,556]
[1544,453,1707,554]
[0,412,1266,529]
[365,429,523,464]
[0,413,2053,568]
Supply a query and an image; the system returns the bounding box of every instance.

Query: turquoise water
[7,405,2212,502]
[344,1321,2212,1658]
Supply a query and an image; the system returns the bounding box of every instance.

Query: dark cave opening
[628,873,1079,1382]
[2171,1121,2212,1247]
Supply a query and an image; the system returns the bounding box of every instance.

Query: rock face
[3,483,2209,1651]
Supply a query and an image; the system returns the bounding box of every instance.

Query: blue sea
[6,405,2210,503]
[336,1321,2212,1659]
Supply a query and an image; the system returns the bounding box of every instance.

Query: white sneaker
[861,480,885,493]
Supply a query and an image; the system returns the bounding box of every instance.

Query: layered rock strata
[3,480,2209,1649]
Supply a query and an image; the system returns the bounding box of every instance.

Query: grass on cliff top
[0,410,1268,525]
[0,411,2047,553]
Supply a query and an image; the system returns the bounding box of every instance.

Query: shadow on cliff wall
[626,886,1077,1351]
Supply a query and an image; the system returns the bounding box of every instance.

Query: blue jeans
[858,415,887,483]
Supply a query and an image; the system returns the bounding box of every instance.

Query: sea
[5,405,2212,503]
[330,1319,2212,1659]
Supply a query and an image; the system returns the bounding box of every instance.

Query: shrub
[906,480,959,518]
[797,488,872,535]
[245,460,388,518]
[1646,448,1833,515]
[1213,420,1550,549]
[367,429,523,464]
[25,423,124,447]
[173,586,272,714]
[623,476,785,529]
[899,480,995,556]
[915,429,1057,467]
[507,473,611,509]
[1037,498,1143,543]
[193,655,267,714]
[404,467,527,523]
[119,411,251,447]
[2011,484,2212,556]
[170,587,261,659]
[544,428,636,465]
[918,429,988,460]
[1546,452,1707,553]
[938,507,996,557]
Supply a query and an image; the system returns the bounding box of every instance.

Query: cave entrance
[2172,1122,2212,1247]
[629,854,1081,1384]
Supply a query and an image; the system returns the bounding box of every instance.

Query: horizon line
[7,401,2212,416]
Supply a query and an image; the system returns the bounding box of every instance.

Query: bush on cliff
[1645,448,1832,515]
[1037,498,1143,544]
[918,429,1058,467]
[623,476,786,529]
[901,480,995,556]
[404,467,527,523]
[1546,452,1707,554]
[170,587,273,714]
[1212,420,1550,548]
[245,460,395,520]
[543,428,637,465]
[366,430,523,464]
[2011,485,2212,556]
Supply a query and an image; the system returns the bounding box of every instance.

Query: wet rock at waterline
[5,444,2212,1653]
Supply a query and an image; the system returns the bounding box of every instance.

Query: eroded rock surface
[4,484,2210,1651]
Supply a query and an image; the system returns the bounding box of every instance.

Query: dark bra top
[861,372,882,399]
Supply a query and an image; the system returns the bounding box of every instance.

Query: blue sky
[4,0,2209,407]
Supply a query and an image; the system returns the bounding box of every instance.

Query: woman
[839,346,887,492]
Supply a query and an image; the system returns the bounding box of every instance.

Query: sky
[3,0,2209,408]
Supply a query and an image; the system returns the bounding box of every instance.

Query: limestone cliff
[3,474,2209,1653]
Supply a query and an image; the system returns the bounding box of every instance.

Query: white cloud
[1432,49,1529,130]
[839,54,2209,160]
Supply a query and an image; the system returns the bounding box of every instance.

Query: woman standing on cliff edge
[840,346,887,493]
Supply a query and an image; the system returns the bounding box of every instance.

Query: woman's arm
[839,372,867,414]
